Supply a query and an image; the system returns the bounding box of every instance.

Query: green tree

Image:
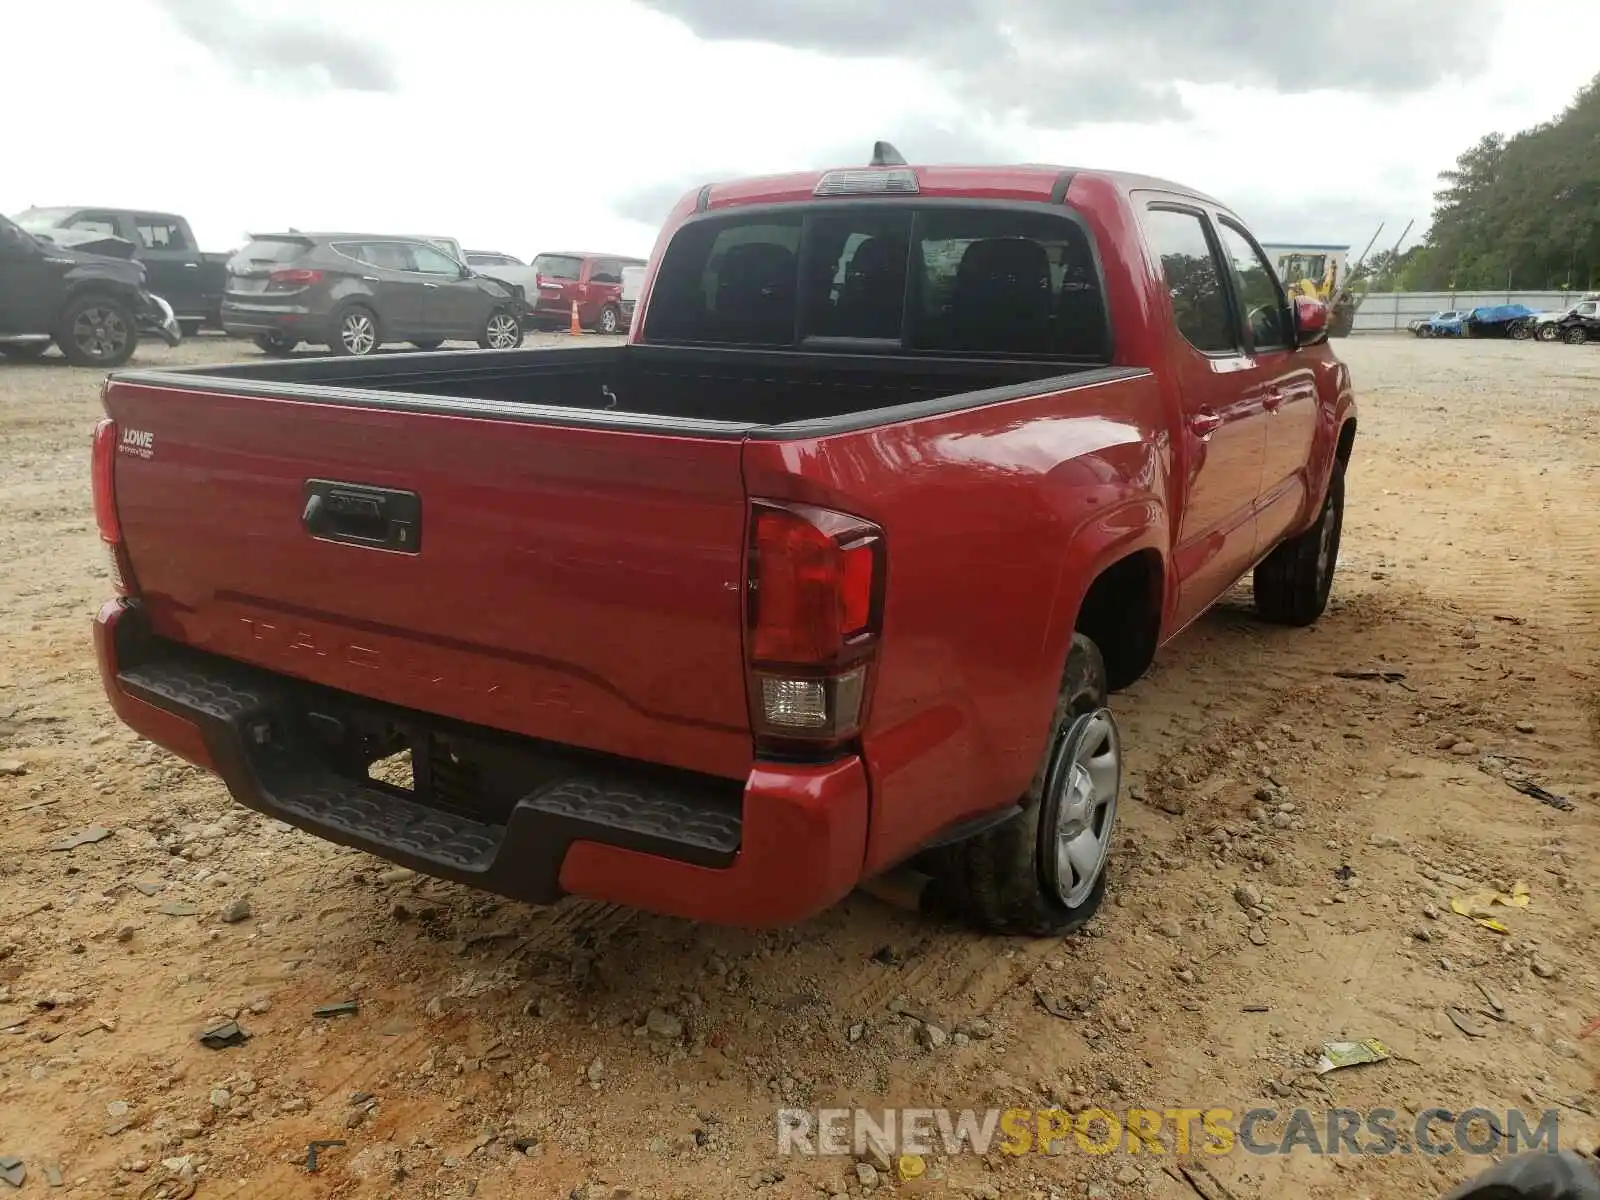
[1416,74,1600,291]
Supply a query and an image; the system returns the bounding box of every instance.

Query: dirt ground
[0,333,1596,1200]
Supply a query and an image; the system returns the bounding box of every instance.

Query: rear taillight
[266,268,323,290]
[91,418,137,597]
[746,501,883,750]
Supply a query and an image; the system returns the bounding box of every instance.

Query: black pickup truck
[11,207,229,335]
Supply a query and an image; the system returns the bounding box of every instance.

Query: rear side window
[337,241,415,272]
[645,205,1109,359]
[1143,208,1235,354]
[589,259,623,284]
[135,217,189,251]
[533,254,583,280]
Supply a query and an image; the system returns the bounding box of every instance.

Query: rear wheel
[924,633,1120,936]
[330,305,381,356]
[57,294,138,367]
[479,308,523,350]
[1254,455,1344,626]
[253,332,298,356]
[596,304,621,335]
[1563,326,1589,345]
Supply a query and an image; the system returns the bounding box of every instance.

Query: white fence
[1350,290,1586,334]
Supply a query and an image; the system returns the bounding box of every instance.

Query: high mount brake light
[746,501,883,748]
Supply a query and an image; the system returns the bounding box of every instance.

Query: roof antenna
[870,141,907,167]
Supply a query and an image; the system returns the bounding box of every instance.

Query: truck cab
[11,207,228,334]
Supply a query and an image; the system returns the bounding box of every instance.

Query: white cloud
[3,0,1597,260]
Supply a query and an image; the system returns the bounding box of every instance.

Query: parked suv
[529,251,646,333]
[222,233,527,356]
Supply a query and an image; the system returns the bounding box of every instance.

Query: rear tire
[330,305,381,356]
[57,294,138,367]
[253,332,298,356]
[1254,455,1345,626]
[479,308,523,350]
[596,304,621,335]
[924,633,1120,936]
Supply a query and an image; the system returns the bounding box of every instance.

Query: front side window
[409,244,464,276]
[645,205,1108,359]
[67,214,119,238]
[1214,221,1290,351]
[1143,208,1235,355]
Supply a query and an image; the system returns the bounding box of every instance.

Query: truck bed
[116,343,1114,434]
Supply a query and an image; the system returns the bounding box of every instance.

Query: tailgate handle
[302,480,421,554]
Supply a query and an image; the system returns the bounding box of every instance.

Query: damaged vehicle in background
[12,206,230,338]
[0,215,180,366]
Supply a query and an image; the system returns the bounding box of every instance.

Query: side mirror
[1293,295,1330,347]
[459,263,475,280]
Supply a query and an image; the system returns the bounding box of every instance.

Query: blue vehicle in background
[1410,309,1469,337]
[1409,304,1538,339]
[1466,303,1538,339]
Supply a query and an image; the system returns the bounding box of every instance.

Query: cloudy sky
[6,0,1597,260]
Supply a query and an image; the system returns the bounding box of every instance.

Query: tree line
[1371,72,1599,293]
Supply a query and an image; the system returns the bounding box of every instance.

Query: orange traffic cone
[569,301,583,336]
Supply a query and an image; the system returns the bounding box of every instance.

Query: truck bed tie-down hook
[600,385,618,410]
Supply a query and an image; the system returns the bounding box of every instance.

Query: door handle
[183,262,199,270]
[362,276,380,282]
[424,283,439,289]
[1188,410,1222,438]
[1263,386,1284,412]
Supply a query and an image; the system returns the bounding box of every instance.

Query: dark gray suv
[221,233,527,356]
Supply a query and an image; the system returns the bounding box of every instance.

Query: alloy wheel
[1041,708,1121,908]
[486,313,520,349]
[341,312,377,355]
[73,306,130,363]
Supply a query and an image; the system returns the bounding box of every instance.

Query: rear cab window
[642,204,1110,360]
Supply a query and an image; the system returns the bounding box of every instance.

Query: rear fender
[1040,498,1170,679]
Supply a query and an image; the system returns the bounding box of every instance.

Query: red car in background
[530,251,647,333]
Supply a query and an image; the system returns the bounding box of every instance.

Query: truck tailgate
[104,382,754,780]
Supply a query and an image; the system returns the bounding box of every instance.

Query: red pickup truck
[91,150,1356,934]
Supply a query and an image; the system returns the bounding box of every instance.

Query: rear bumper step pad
[116,654,742,904]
